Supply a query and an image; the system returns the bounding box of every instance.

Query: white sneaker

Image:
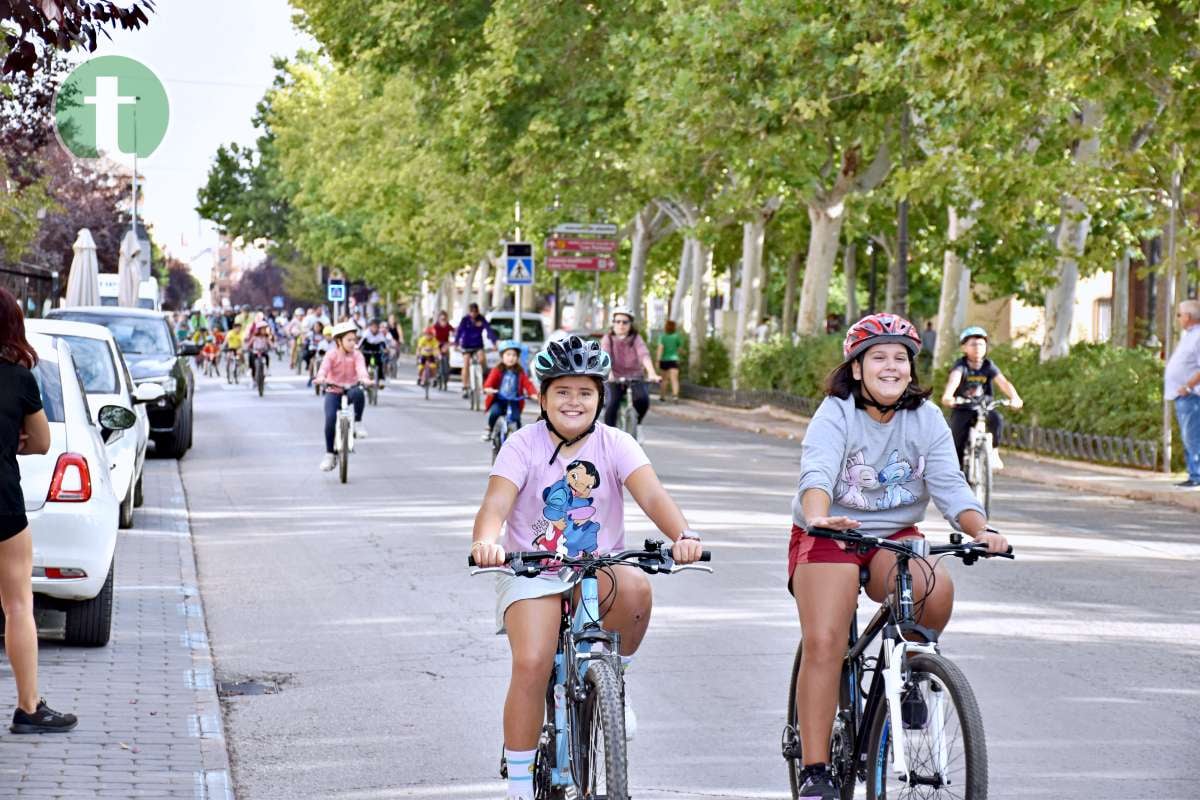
[990,449,1004,471]
[319,453,335,471]
[635,427,644,445]
[623,687,637,741]
[480,431,492,441]
[355,423,368,439]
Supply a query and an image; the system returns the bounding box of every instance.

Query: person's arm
[521,373,538,399]
[623,465,702,564]
[314,350,333,384]
[19,410,51,456]
[656,341,663,362]
[636,336,659,381]
[482,367,500,394]
[471,476,520,567]
[940,367,964,407]
[993,373,1023,410]
[353,351,373,385]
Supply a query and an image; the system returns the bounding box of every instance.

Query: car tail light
[47,453,91,502]
[32,567,87,579]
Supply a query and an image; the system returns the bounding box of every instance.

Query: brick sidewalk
[656,398,1200,513]
[0,460,232,799]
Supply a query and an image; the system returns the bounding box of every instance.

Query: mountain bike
[611,378,655,441]
[488,397,531,464]
[250,350,268,397]
[326,382,361,484]
[782,528,1013,800]
[953,397,1009,517]
[466,354,484,412]
[364,352,384,405]
[470,540,713,800]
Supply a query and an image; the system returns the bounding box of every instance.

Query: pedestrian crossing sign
[505,242,535,286]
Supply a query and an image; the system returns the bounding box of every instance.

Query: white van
[97,273,160,311]
[449,311,548,374]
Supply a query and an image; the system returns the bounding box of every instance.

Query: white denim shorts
[494,572,574,633]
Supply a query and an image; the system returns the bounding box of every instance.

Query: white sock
[505,748,536,799]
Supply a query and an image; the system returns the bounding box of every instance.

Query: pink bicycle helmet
[842,313,922,362]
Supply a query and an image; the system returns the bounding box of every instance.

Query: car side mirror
[98,404,137,431]
[133,383,165,404]
[179,341,200,356]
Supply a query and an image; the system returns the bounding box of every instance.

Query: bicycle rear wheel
[784,642,857,800]
[338,417,350,484]
[572,660,628,800]
[865,653,987,800]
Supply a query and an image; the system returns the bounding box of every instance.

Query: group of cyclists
[463,309,1023,800]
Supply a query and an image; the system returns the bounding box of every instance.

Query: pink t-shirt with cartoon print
[490,420,651,558]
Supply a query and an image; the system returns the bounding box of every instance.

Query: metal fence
[679,382,1159,470]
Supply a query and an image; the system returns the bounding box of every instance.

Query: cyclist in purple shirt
[454,303,497,397]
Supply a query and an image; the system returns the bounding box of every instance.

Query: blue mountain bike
[470,540,712,799]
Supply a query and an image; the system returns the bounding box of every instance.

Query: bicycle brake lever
[469,567,514,577]
[669,564,714,575]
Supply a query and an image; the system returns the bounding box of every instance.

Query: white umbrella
[64,228,100,307]
[117,229,142,308]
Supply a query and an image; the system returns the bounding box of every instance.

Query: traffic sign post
[327,279,346,321]
[505,238,534,346]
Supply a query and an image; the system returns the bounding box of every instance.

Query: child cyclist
[788,314,1007,799]
[470,335,704,800]
[481,340,537,441]
[940,326,1024,470]
[314,321,373,471]
[415,326,440,386]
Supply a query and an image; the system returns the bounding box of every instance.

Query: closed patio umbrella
[117,229,142,308]
[64,228,100,307]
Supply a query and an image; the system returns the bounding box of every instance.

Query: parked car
[47,306,197,458]
[449,311,548,376]
[26,318,165,528]
[14,332,136,646]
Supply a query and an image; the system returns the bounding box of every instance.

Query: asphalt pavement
[180,367,1200,800]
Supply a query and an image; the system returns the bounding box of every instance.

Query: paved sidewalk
[0,460,232,799]
[656,398,1200,513]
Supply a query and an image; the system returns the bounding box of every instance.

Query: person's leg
[603,382,622,427]
[987,409,1004,449]
[487,401,504,433]
[1176,395,1200,481]
[502,595,562,749]
[864,536,956,633]
[506,399,522,427]
[591,566,653,655]
[668,367,679,399]
[949,408,972,468]
[632,381,650,422]
[323,392,339,452]
[0,529,38,712]
[791,562,860,765]
[460,350,470,390]
[349,387,366,422]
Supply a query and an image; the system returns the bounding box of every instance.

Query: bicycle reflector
[47,453,92,502]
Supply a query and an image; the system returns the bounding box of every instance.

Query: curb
[655,399,1200,514]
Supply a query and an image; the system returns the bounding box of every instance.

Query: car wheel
[118,484,134,529]
[64,559,114,647]
[186,401,194,449]
[165,404,189,460]
[133,471,144,507]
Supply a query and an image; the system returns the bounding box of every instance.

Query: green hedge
[677,335,733,388]
[736,336,1176,463]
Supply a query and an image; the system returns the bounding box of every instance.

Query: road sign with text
[546,236,619,254]
[552,223,618,236]
[546,255,617,272]
[505,241,534,285]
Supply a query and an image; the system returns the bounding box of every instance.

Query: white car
[448,311,548,376]
[16,333,137,646]
[26,318,163,529]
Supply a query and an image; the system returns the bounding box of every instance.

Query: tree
[1,1,155,76]
[161,256,200,311]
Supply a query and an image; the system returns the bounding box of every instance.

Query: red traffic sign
[546,236,618,254]
[546,255,617,272]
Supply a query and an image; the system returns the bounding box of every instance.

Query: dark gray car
[47,307,197,458]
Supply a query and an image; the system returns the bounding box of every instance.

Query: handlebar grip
[700,551,712,562]
[468,556,477,567]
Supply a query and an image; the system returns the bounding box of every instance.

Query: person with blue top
[455,303,498,397]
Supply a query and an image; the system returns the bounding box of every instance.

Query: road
[180,367,1200,800]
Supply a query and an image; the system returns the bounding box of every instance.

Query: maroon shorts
[787,524,922,592]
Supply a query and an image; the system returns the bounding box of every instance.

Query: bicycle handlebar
[806,527,1014,561]
[469,538,712,575]
[951,396,1011,411]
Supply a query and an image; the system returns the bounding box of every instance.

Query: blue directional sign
[326,279,346,302]
[505,241,534,286]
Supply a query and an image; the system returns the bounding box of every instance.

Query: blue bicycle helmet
[959,326,989,344]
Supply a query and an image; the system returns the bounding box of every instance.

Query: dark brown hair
[664,319,677,334]
[0,288,37,368]
[824,349,930,412]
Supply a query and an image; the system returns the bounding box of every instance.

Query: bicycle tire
[368,384,378,406]
[573,660,628,800]
[490,418,504,465]
[980,445,992,517]
[256,360,265,396]
[971,444,990,516]
[784,642,857,800]
[864,653,987,800]
[424,374,431,400]
[338,418,350,484]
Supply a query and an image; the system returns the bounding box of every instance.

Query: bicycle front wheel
[865,653,987,800]
[972,445,991,516]
[573,660,628,800]
[338,418,350,484]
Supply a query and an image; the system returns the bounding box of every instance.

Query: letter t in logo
[84,76,136,158]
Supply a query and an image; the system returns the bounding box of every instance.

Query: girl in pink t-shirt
[470,335,703,800]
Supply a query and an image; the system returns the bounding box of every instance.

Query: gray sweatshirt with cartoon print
[792,395,984,535]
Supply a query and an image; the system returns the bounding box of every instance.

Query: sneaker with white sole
[355,423,368,439]
[319,453,336,471]
[480,431,492,441]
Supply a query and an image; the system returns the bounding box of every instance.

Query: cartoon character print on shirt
[533,460,602,558]
[835,449,925,511]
